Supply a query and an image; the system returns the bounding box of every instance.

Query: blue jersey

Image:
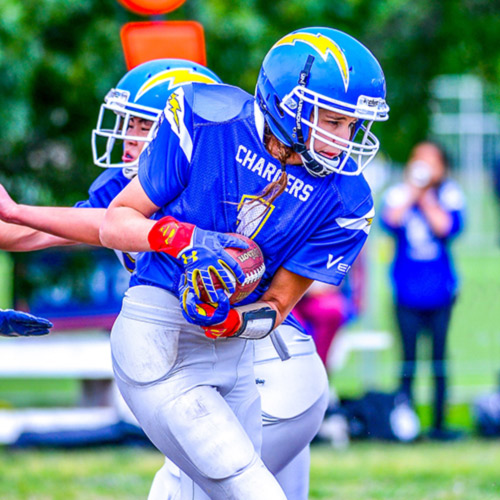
[74,168,137,272]
[380,179,465,309]
[132,83,374,305]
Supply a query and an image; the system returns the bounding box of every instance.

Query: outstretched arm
[0,220,75,251]
[0,184,104,246]
[381,184,423,228]
[418,189,453,237]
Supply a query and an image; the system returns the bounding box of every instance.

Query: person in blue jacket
[380,140,465,440]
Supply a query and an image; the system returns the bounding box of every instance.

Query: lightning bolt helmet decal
[135,68,219,102]
[273,32,349,91]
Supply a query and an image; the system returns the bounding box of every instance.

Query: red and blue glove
[0,309,53,337]
[202,308,242,339]
[148,216,248,325]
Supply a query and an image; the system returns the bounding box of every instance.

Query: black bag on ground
[341,390,420,442]
[474,392,500,437]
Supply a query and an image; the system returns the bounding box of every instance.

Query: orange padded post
[121,21,207,70]
[117,0,186,15]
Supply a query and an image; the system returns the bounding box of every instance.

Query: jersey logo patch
[326,255,343,270]
[236,195,275,239]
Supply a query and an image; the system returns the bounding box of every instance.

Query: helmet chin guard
[256,27,389,177]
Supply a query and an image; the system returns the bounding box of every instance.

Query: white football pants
[110,285,286,500]
[148,325,329,500]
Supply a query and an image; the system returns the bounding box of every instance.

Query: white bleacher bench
[0,332,137,445]
[0,332,113,379]
[0,332,115,408]
[327,330,393,383]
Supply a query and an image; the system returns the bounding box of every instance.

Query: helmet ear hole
[274,96,284,118]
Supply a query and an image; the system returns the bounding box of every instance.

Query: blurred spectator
[380,141,466,441]
[491,155,500,244]
[293,282,350,366]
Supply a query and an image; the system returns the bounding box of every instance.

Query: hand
[418,188,439,208]
[0,309,53,337]
[149,216,249,302]
[0,184,18,223]
[203,309,242,339]
[178,274,231,326]
[406,183,426,203]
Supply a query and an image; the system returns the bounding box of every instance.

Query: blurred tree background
[1,0,499,206]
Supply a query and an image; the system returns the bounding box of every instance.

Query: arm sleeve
[284,196,374,285]
[440,181,466,239]
[379,184,407,233]
[138,87,193,208]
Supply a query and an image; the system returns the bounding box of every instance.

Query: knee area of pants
[217,456,287,500]
[158,388,257,480]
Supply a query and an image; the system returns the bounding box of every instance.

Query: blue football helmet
[92,58,221,177]
[256,27,389,177]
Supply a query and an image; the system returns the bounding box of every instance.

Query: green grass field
[1,440,499,499]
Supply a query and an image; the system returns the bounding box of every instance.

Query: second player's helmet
[256,27,389,177]
[92,58,221,177]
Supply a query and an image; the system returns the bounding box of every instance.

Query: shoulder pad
[191,83,254,124]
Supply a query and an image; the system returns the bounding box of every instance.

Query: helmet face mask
[92,90,159,177]
[92,58,222,177]
[256,27,389,177]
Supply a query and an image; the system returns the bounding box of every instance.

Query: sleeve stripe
[335,207,375,233]
[163,87,193,162]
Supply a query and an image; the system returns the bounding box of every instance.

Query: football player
[99,26,389,500]
[0,58,327,499]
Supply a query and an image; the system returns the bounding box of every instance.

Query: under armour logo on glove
[181,250,198,265]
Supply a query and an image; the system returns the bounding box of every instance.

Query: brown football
[196,233,265,305]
